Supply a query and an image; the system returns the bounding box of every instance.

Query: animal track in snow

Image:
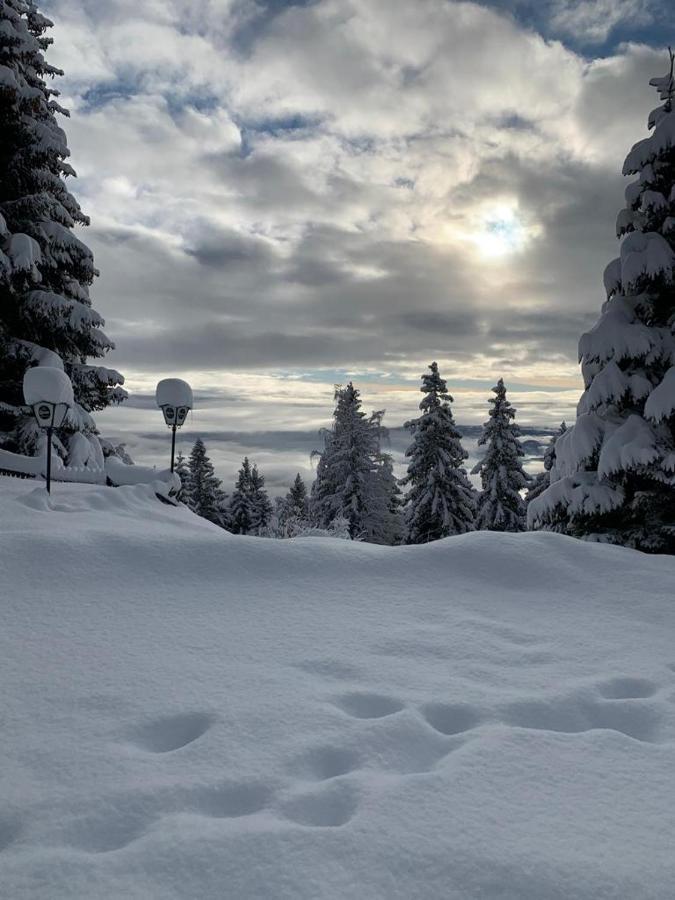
[421,702,483,737]
[60,781,272,853]
[186,781,273,819]
[598,677,658,700]
[334,692,404,719]
[62,808,152,853]
[281,782,358,828]
[362,716,450,775]
[502,694,660,743]
[128,711,214,753]
[290,745,361,781]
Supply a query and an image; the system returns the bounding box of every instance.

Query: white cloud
[551,0,655,44]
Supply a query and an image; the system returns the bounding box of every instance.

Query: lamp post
[23,366,74,494]
[155,379,193,472]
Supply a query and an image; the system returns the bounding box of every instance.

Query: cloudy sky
[42,0,674,490]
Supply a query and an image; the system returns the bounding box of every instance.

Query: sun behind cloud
[472,205,528,258]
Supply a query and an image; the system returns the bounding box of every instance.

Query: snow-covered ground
[1,477,674,899]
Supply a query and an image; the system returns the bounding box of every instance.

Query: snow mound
[1,478,674,899]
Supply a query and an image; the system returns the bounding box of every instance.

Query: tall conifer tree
[229,457,254,535]
[310,383,385,540]
[286,473,309,521]
[249,463,272,535]
[530,56,675,552]
[186,439,227,527]
[0,1,125,460]
[473,379,528,532]
[374,453,404,545]
[402,362,475,543]
[174,451,190,500]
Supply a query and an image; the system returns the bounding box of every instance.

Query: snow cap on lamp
[23,366,74,428]
[156,378,193,427]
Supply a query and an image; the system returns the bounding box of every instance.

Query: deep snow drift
[1,477,674,899]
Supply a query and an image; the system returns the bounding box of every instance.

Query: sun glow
[473,206,526,258]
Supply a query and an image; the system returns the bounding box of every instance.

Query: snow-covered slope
[1,478,674,900]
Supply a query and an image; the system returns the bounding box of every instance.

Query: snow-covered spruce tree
[529,57,675,552]
[174,450,190,500]
[374,453,404,545]
[472,379,529,532]
[249,463,272,535]
[228,456,254,535]
[274,472,310,536]
[186,438,227,527]
[286,472,309,521]
[526,421,567,506]
[0,1,125,461]
[402,362,476,543]
[310,382,387,541]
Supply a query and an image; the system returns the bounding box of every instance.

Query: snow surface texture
[1,478,675,899]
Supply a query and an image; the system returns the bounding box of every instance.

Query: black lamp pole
[170,423,177,473]
[45,426,53,494]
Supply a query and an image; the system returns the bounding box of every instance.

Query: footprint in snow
[60,780,274,853]
[281,782,358,828]
[333,692,405,719]
[502,691,661,743]
[127,711,214,753]
[597,677,658,700]
[421,702,483,737]
[61,808,153,854]
[185,781,274,819]
[289,745,361,782]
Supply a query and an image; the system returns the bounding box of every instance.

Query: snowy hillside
[1,477,675,899]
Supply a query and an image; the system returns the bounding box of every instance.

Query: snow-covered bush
[291,514,352,540]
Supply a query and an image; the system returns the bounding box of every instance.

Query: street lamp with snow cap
[155,378,193,472]
[23,366,74,494]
